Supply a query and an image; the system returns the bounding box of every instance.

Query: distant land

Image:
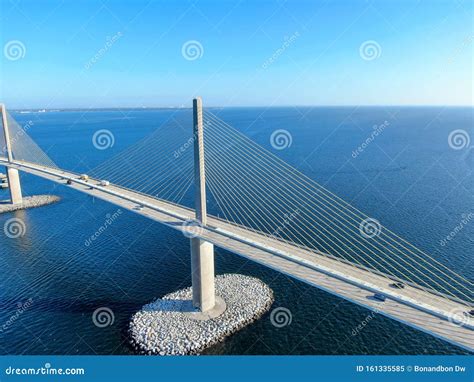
[9,105,474,114]
[10,106,191,113]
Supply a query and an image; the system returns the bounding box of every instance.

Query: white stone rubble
[0,195,60,214]
[129,274,274,355]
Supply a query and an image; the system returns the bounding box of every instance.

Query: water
[0,107,472,355]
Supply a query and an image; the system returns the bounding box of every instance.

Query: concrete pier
[6,168,22,204]
[127,100,276,354]
[129,274,274,355]
[190,238,215,312]
[1,104,23,204]
[191,97,215,312]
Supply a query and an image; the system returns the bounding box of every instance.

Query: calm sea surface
[0,107,472,355]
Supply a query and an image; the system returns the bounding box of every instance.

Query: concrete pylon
[1,104,22,204]
[190,97,215,312]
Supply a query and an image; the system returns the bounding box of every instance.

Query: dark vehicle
[390,282,405,289]
[464,310,474,317]
[66,179,72,185]
[373,293,386,302]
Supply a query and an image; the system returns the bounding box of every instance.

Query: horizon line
[7,104,474,112]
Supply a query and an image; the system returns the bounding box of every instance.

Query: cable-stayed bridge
[0,101,472,352]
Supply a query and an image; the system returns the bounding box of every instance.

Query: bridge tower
[1,104,23,204]
[190,97,216,312]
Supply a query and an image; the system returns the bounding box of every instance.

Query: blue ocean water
[0,107,472,355]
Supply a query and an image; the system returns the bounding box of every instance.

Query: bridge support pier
[6,168,22,204]
[1,104,23,204]
[190,238,215,311]
[191,96,216,312]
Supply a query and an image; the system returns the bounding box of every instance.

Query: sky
[0,0,472,109]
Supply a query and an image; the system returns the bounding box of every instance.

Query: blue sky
[0,0,472,108]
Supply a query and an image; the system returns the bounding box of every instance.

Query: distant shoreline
[9,105,474,113]
[11,107,191,113]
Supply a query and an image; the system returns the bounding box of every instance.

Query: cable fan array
[0,118,6,159]
[90,112,195,205]
[4,112,58,169]
[202,110,473,306]
[2,106,470,308]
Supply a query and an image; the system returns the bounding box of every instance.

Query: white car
[100,180,110,187]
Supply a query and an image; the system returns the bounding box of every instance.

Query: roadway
[1,158,472,352]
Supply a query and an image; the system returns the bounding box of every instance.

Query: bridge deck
[2,159,473,352]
